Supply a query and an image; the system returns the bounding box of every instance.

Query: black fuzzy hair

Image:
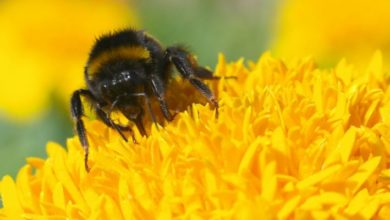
[88,28,142,61]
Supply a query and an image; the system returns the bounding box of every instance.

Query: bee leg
[71,89,93,172]
[192,66,216,79]
[138,31,174,122]
[121,106,147,136]
[166,46,219,117]
[192,66,237,80]
[134,111,147,136]
[150,75,174,121]
[94,106,134,143]
[104,99,132,131]
[143,94,158,129]
[129,92,159,131]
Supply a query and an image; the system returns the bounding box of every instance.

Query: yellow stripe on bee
[88,46,150,76]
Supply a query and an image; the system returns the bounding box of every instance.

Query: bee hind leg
[165,46,219,117]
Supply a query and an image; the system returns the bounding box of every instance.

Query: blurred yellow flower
[2,52,390,219]
[272,0,390,67]
[0,0,138,120]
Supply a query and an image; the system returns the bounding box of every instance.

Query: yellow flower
[2,52,390,219]
[272,0,390,67]
[0,0,138,120]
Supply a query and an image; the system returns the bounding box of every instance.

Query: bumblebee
[71,29,219,171]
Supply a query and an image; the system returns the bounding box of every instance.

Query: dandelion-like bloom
[272,0,390,67]
[0,0,138,119]
[1,52,390,219]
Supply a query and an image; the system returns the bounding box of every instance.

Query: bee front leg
[120,106,147,136]
[71,89,93,172]
[150,75,174,121]
[94,106,130,142]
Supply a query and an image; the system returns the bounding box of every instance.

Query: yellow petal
[297,164,341,190]
[1,176,23,218]
[277,195,301,219]
[324,128,356,167]
[261,161,277,201]
[348,156,381,194]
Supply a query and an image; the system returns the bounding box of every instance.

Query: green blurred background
[0,0,279,178]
